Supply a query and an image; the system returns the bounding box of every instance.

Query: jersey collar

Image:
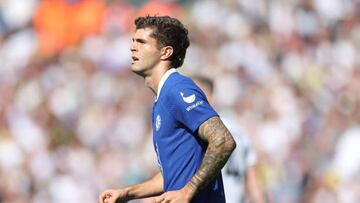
[156,68,177,101]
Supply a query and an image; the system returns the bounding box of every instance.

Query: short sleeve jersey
[152,70,226,203]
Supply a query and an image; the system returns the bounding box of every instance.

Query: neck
[144,65,170,96]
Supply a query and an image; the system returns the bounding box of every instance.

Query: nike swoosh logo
[180,92,196,103]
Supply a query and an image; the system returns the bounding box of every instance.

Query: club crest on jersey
[180,92,196,103]
[155,114,161,131]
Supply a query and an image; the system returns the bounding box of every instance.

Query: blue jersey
[152,71,226,203]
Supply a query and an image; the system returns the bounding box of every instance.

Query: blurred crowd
[0,0,359,202]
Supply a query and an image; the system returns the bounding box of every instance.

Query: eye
[136,39,146,44]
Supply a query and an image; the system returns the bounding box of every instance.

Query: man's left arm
[155,116,236,203]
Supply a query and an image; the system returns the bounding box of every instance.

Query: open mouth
[132,56,139,62]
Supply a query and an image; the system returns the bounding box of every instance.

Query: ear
[160,46,173,60]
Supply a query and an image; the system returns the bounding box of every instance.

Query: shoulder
[163,73,205,102]
[170,72,198,88]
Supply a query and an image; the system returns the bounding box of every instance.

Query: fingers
[154,194,165,203]
[99,191,112,203]
[155,193,172,203]
[103,197,116,203]
[99,192,107,203]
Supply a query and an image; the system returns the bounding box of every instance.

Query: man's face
[130,28,162,76]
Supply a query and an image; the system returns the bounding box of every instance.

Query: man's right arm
[99,172,163,203]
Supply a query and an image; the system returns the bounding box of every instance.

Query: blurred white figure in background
[194,75,265,203]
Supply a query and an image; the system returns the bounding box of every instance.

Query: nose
[130,42,137,52]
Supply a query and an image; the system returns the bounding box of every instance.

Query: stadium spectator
[194,75,265,203]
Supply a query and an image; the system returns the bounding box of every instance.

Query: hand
[154,186,194,203]
[99,189,129,203]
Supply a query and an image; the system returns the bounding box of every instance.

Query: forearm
[125,172,164,200]
[186,116,236,195]
[246,166,265,203]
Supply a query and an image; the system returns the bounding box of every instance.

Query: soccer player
[193,76,265,203]
[99,16,236,203]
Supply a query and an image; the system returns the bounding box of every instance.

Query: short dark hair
[134,15,190,68]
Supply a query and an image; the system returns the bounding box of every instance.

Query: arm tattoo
[188,116,236,192]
